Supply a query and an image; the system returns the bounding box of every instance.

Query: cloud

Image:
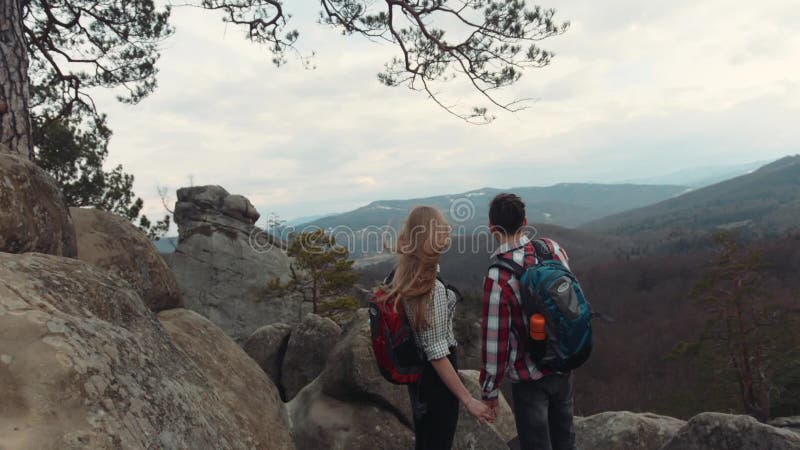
[91,0,800,224]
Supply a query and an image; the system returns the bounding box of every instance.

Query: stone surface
[455,370,518,450]
[661,412,800,450]
[770,416,800,434]
[157,308,294,450]
[282,313,342,400]
[575,411,685,450]
[0,252,293,449]
[165,185,301,341]
[71,207,182,312]
[319,308,414,425]
[243,322,293,397]
[288,379,415,450]
[0,151,76,256]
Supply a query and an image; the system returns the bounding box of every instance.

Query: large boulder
[243,322,293,397]
[0,252,293,449]
[0,151,76,256]
[282,313,342,400]
[455,370,518,450]
[164,185,301,340]
[575,411,685,450]
[288,379,414,450]
[319,308,414,425]
[157,309,294,449]
[70,207,182,312]
[661,412,800,450]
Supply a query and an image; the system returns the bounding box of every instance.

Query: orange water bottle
[530,314,547,341]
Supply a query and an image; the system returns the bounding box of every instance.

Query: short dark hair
[489,193,526,235]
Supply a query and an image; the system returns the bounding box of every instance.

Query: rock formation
[0,252,293,449]
[71,207,183,312]
[284,308,518,450]
[661,412,800,450]
[164,185,302,340]
[157,309,294,449]
[770,416,800,434]
[318,308,414,425]
[288,378,416,450]
[243,322,293,395]
[281,313,342,400]
[0,150,76,256]
[456,370,518,449]
[574,411,686,450]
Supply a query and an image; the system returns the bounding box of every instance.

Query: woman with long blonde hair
[384,206,494,450]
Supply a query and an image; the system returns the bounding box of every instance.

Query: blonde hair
[385,206,451,330]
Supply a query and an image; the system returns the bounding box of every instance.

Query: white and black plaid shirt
[406,279,458,361]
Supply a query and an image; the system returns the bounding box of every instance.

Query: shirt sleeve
[415,281,452,361]
[479,267,512,400]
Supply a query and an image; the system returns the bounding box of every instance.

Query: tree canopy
[20,0,568,127]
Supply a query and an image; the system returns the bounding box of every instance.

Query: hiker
[380,205,495,450]
[480,193,588,450]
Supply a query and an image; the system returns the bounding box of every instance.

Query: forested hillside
[583,156,800,242]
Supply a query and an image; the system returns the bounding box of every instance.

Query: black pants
[407,350,459,450]
[511,372,576,450]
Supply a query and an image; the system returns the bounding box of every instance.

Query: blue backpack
[491,239,593,372]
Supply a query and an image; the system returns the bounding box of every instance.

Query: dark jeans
[511,372,576,450]
[407,350,459,450]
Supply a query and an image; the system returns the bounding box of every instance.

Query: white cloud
[92,0,800,223]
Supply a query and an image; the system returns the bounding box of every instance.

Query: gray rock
[71,207,183,312]
[319,308,414,425]
[0,252,293,449]
[770,416,800,434]
[288,378,414,450]
[661,412,800,450]
[243,322,293,397]
[166,185,302,340]
[0,151,77,256]
[283,313,342,400]
[455,370,518,450]
[157,308,294,449]
[575,411,685,450]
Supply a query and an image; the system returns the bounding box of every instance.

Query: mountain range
[297,183,690,232]
[583,155,800,240]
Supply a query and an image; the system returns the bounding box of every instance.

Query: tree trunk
[0,0,32,159]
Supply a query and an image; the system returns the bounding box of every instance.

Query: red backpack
[368,284,425,385]
[368,272,463,385]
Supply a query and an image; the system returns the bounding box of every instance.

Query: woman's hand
[463,397,496,424]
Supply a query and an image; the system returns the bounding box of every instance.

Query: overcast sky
[93,0,800,223]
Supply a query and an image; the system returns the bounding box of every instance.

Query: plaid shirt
[406,279,458,361]
[479,235,570,400]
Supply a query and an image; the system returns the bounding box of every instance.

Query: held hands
[464,397,497,424]
[482,398,499,424]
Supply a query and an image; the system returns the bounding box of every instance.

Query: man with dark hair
[480,193,576,450]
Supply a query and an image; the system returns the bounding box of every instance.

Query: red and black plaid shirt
[479,235,570,400]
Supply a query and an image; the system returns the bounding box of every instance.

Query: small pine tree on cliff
[266,230,359,322]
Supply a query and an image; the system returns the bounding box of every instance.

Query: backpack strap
[490,256,526,279]
[384,269,396,285]
[532,239,554,261]
[437,274,464,303]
